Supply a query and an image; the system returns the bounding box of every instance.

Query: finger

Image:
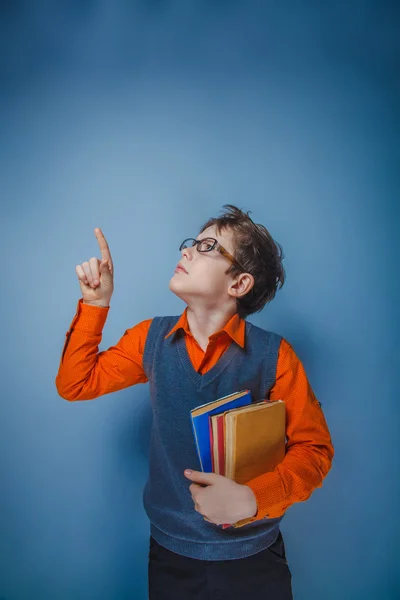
[94,228,112,266]
[76,264,89,286]
[190,483,202,492]
[89,257,101,285]
[81,261,96,287]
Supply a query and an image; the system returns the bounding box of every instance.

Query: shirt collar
[164,307,245,348]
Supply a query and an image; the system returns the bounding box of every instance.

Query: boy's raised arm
[55,298,151,400]
[55,227,151,400]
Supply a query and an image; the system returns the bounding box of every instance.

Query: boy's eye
[199,239,215,251]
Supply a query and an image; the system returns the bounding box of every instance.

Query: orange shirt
[55,298,334,521]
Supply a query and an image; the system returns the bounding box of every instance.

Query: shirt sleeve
[55,298,151,401]
[243,338,335,521]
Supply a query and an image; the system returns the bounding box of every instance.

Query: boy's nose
[181,247,193,260]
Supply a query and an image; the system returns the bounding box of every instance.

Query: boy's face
[168,225,240,310]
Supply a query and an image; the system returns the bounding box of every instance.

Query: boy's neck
[186,305,237,350]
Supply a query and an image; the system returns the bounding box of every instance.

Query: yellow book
[223,400,286,527]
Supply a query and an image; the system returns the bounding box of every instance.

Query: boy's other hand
[184,469,258,525]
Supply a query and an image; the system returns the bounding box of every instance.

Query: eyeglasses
[179,237,246,271]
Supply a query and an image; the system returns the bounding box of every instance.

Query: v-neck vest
[142,315,285,560]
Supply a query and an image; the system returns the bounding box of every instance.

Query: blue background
[1,1,398,598]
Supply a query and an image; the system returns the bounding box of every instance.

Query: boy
[55,204,334,599]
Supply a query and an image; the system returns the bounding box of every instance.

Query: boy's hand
[184,469,258,525]
[76,228,114,307]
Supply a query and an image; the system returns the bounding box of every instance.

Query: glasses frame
[179,237,246,272]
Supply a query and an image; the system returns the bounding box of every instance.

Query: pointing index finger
[94,228,112,262]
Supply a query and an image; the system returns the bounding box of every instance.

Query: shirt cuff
[69,297,110,334]
[244,470,287,521]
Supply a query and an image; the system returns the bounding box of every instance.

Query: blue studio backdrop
[0,1,398,599]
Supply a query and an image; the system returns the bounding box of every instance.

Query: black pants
[148,530,293,600]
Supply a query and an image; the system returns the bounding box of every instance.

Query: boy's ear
[229,273,255,298]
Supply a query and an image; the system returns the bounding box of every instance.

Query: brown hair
[199,204,286,319]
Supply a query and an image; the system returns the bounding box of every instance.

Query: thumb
[184,469,215,484]
[99,259,112,277]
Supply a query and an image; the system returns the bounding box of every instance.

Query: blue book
[190,390,253,473]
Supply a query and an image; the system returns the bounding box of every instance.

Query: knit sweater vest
[142,315,285,560]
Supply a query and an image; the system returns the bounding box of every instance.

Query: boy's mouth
[175,264,188,274]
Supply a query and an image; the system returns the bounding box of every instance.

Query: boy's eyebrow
[201,236,224,248]
[198,234,219,241]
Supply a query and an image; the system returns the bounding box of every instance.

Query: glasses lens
[179,238,197,251]
[198,238,216,252]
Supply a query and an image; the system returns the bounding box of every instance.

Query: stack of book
[190,390,286,528]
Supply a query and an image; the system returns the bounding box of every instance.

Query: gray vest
[142,315,286,560]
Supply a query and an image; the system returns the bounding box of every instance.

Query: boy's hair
[199,204,286,319]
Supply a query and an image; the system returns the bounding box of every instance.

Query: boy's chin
[169,277,184,293]
[168,279,190,302]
